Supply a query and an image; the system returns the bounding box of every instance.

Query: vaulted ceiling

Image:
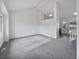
[3,0,58,17]
[3,0,76,17]
[3,0,43,11]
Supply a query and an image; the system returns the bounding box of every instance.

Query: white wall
[77,0,79,59]
[1,0,9,41]
[0,0,9,48]
[0,0,3,48]
[39,3,59,38]
[0,16,2,33]
[7,0,59,39]
[77,14,79,58]
[40,19,58,38]
[3,14,9,41]
[0,0,1,26]
[0,9,3,48]
[9,8,40,39]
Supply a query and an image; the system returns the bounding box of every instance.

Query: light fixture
[49,14,53,17]
[73,12,78,15]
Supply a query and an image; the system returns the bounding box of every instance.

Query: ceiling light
[49,14,53,17]
[73,12,78,15]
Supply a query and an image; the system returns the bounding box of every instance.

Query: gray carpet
[0,35,76,59]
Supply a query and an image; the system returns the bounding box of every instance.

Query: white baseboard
[9,33,57,40]
[39,34,56,39]
[10,34,40,40]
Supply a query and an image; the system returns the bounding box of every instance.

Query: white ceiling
[36,0,76,17]
[3,0,76,17]
[3,0,43,11]
[36,0,58,14]
[59,0,76,17]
